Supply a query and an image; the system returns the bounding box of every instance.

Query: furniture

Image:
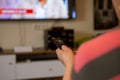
[0,48,64,80]
[0,54,16,80]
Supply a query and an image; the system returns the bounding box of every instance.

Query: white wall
[0,0,117,49]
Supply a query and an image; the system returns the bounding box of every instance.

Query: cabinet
[16,60,64,79]
[0,55,16,80]
[0,49,65,80]
[16,52,64,79]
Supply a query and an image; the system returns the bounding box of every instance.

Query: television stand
[0,49,65,80]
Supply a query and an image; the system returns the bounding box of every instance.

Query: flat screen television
[0,0,76,20]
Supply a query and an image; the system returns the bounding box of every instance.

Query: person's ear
[112,0,120,19]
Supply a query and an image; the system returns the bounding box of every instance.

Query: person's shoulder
[76,26,120,52]
[86,27,120,44]
[105,26,120,34]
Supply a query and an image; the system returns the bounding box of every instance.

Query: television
[0,0,76,20]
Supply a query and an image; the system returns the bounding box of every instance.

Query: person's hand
[56,45,74,67]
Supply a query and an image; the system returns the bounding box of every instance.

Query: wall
[0,0,118,49]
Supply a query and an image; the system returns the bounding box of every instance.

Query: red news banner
[0,8,33,14]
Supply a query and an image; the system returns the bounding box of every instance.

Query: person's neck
[39,0,47,7]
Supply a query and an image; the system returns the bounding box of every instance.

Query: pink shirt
[72,27,120,80]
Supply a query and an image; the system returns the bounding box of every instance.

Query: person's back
[72,27,120,80]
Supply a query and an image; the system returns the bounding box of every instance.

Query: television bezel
[0,0,76,21]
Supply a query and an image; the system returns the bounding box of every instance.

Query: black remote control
[51,37,65,49]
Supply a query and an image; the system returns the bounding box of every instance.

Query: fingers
[56,48,62,53]
[56,45,66,52]
[61,45,69,51]
[56,48,65,63]
[55,45,74,67]
[56,45,72,54]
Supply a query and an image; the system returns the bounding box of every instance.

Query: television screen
[0,0,76,20]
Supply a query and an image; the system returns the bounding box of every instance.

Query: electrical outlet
[34,25,48,30]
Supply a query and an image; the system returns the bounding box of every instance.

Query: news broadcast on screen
[0,0,76,20]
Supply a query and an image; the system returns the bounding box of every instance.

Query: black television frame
[0,0,76,21]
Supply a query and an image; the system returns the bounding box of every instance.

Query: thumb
[62,45,71,51]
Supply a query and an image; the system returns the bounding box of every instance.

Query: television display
[0,0,76,20]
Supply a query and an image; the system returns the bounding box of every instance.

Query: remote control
[51,37,65,49]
